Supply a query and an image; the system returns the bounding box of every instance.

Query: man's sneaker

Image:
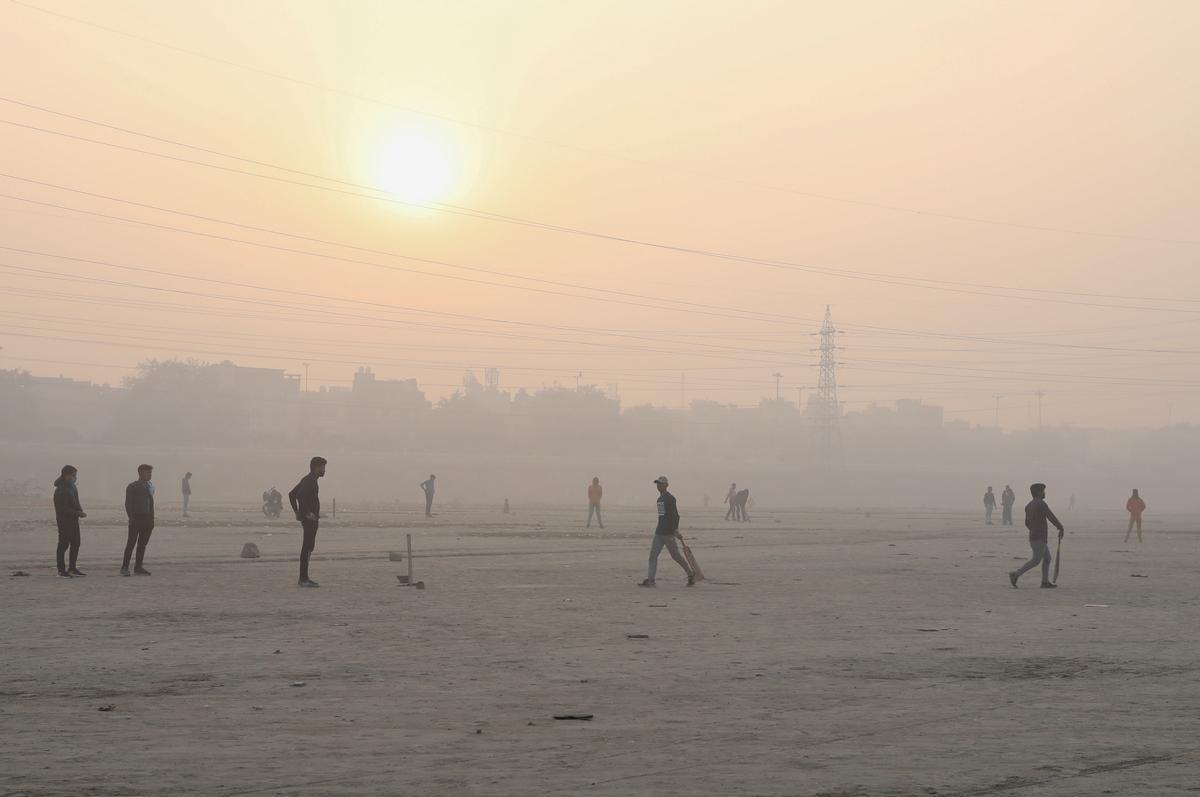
[686,574,696,587]
[120,567,131,577]
[1040,582,1058,589]
[134,567,151,576]
[298,578,320,588]
[68,568,86,577]
[57,570,73,578]
[1008,571,1019,589]
[637,579,655,588]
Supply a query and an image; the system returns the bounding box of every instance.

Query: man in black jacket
[53,465,87,577]
[639,476,694,588]
[1009,482,1065,589]
[289,456,326,588]
[122,464,155,576]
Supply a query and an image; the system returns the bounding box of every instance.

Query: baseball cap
[653,475,669,485]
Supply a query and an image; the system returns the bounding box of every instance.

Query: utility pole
[680,371,686,410]
[813,305,842,468]
[796,386,804,409]
[992,394,1003,428]
[772,372,783,401]
[302,362,310,393]
[1034,390,1046,428]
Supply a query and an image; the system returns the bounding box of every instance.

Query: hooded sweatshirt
[53,476,84,530]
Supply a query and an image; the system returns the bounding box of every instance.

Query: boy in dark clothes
[53,465,87,577]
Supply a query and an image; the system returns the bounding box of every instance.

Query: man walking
[289,456,326,587]
[182,471,192,517]
[1125,489,1146,544]
[122,464,155,576]
[724,482,738,521]
[983,486,996,525]
[587,476,604,529]
[420,474,436,517]
[1009,483,1065,589]
[53,465,87,577]
[1001,484,1016,526]
[639,476,695,588]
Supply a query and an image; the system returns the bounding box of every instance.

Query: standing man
[1001,484,1016,526]
[1125,489,1146,544]
[122,464,155,576]
[724,483,738,521]
[420,474,436,517]
[587,476,604,529]
[181,471,192,517]
[1008,483,1065,589]
[639,476,695,588]
[289,456,326,588]
[53,465,87,578]
[983,486,996,525]
[735,487,751,522]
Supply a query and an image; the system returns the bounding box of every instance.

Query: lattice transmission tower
[814,305,842,465]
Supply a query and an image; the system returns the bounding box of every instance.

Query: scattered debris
[10,570,29,577]
[553,714,593,721]
[1084,604,1109,608]
[476,729,483,734]
[388,552,404,562]
[625,633,649,639]
[1130,574,1149,578]
[97,704,116,712]
[290,681,306,687]
[396,575,410,585]
[648,604,668,608]
[273,649,281,654]
[414,581,426,590]
[240,543,260,559]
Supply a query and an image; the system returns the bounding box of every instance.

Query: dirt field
[2,500,1198,796]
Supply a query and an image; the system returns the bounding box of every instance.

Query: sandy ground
[2,499,1199,796]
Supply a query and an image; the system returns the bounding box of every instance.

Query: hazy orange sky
[2,0,1198,428]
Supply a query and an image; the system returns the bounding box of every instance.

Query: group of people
[724,483,751,521]
[52,462,160,578]
[982,485,1018,526]
[984,484,1148,542]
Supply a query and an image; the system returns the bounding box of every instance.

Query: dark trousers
[123,518,154,569]
[56,523,80,572]
[300,518,319,580]
[424,493,434,516]
[1002,504,1013,525]
[587,503,603,528]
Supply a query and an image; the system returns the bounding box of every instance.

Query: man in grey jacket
[122,464,155,576]
[639,476,695,588]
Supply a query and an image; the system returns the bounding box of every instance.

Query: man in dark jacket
[53,465,87,577]
[122,464,155,576]
[1009,482,1065,589]
[639,476,694,588]
[289,456,326,588]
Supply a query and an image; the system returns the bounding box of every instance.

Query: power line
[8,2,1197,247]
[4,115,1200,311]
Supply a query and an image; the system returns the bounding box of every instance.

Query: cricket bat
[682,540,704,582]
[1052,538,1062,584]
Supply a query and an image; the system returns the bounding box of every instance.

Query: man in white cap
[639,475,695,588]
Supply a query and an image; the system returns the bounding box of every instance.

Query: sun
[373,129,456,205]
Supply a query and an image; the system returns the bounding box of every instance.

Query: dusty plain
[2,500,1198,796]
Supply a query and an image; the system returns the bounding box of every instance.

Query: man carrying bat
[639,475,695,588]
[1009,482,1064,589]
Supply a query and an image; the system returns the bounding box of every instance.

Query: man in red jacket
[1125,489,1146,544]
